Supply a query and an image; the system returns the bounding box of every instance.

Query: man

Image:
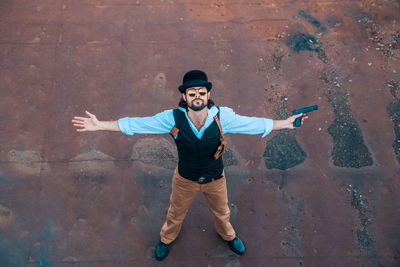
[72,70,308,261]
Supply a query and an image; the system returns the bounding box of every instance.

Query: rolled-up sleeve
[118,109,175,136]
[262,118,274,137]
[219,107,273,137]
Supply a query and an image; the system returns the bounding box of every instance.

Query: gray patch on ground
[222,147,238,166]
[131,137,178,170]
[263,107,307,170]
[327,90,373,168]
[129,163,173,237]
[69,150,115,183]
[386,80,400,163]
[7,150,49,176]
[263,130,307,170]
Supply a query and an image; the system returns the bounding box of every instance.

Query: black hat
[178,70,212,93]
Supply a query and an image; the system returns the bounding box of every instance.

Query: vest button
[198,177,206,183]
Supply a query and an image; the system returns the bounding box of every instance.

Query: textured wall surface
[0,0,399,266]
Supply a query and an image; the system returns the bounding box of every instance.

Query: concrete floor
[0,0,399,266]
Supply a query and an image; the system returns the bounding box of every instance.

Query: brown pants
[160,168,236,244]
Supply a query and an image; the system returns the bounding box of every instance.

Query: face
[183,86,210,111]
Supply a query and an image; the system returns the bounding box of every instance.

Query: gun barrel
[292,105,319,115]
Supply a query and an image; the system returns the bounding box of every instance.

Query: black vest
[172,107,224,180]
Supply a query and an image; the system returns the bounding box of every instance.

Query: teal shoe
[228,237,246,255]
[155,241,170,261]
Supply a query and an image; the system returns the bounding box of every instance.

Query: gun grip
[293,116,303,127]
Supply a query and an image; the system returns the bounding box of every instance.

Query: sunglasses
[186,88,208,97]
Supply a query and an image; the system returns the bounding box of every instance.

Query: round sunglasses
[186,88,208,97]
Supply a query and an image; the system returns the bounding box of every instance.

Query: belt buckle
[198,177,206,184]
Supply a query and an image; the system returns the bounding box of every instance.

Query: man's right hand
[72,111,121,132]
[72,111,101,132]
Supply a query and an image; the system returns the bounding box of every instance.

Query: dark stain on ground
[327,90,373,168]
[222,147,238,166]
[286,33,319,52]
[73,172,107,185]
[0,177,28,266]
[285,33,328,63]
[0,175,19,183]
[73,173,107,195]
[298,10,327,33]
[346,185,383,267]
[134,145,177,169]
[70,173,108,219]
[131,138,178,170]
[263,107,307,170]
[0,237,26,266]
[130,164,173,236]
[29,218,55,266]
[386,80,400,163]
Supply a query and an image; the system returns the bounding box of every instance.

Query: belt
[196,173,223,184]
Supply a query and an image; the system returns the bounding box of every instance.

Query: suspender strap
[213,115,225,140]
[213,114,227,160]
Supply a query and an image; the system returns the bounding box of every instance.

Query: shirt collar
[178,105,218,138]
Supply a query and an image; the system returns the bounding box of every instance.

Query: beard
[189,98,207,111]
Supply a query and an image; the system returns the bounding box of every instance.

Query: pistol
[292,105,318,127]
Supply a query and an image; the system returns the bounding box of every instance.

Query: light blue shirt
[118,106,274,139]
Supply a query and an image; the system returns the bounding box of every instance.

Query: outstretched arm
[272,113,308,130]
[72,111,120,132]
[220,107,309,137]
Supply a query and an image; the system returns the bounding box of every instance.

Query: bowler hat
[178,70,212,93]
